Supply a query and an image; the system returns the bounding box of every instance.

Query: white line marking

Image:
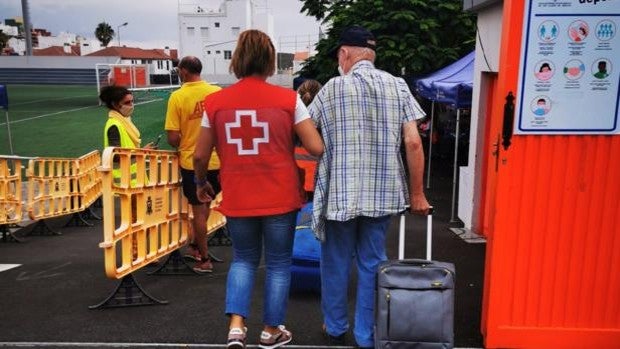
[0,264,21,272]
[0,343,481,349]
[11,95,94,106]
[1,105,97,125]
[0,344,355,348]
[16,262,71,281]
[0,99,162,126]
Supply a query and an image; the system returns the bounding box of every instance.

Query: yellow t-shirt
[165,80,221,170]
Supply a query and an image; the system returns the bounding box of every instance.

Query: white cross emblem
[225,110,269,155]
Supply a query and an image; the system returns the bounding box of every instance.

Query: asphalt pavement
[0,160,485,348]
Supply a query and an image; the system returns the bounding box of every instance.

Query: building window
[216,50,221,54]
[214,22,220,28]
[201,27,208,37]
[187,26,195,36]
[224,50,232,60]
[207,50,211,55]
[231,26,240,36]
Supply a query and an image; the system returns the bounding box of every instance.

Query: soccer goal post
[95,63,151,99]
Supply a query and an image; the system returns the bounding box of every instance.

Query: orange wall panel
[482,0,620,347]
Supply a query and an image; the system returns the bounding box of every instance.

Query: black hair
[178,56,202,75]
[99,85,131,109]
[539,63,551,72]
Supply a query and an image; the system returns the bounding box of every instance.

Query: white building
[78,38,102,56]
[37,31,77,48]
[178,0,275,77]
[36,31,102,55]
[458,0,502,234]
[7,37,25,55]
[0,24,19,36]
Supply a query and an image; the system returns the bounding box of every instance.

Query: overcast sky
[0,0,322,52]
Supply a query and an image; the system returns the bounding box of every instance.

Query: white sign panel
[516,0,620,134]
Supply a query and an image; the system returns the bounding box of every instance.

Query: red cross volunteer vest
[203,77,302,217]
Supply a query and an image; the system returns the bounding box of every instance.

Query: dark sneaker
[184,245,201,261]
[227,327,247,349]
[258,325,292,349]
[193,258,213,273]
[322,323,345,345]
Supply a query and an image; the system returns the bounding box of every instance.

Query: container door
[482,0,620,348]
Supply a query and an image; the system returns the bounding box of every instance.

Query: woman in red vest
[193,30,323,349]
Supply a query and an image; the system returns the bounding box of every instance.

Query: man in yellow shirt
[165,56,221,273]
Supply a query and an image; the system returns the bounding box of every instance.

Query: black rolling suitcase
[375,209,455,349]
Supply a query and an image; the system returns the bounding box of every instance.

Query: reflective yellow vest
[104,118,139,187]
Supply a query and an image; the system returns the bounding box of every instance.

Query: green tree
[95,22,115,47]
[298,0,476,83]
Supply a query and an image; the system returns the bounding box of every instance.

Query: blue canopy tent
[414,51,474,221]
[415,51,474,107]
[0,85,12,154]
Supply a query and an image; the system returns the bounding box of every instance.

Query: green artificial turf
[0,84,174,158]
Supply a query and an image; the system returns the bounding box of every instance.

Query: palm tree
[95,22,114,47]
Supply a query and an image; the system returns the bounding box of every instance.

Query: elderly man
[308,26,431,349]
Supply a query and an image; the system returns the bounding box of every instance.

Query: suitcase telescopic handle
[398,206,434,260]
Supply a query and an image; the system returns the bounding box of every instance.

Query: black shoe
[322,325,345,345]
[326,332,345,345]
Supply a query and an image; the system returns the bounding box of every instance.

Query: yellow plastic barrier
[76,150,103,209]
[187,192,227,236]
[0,157,23,225]
[98,147,189,279]
[27,151,104,221]
[27,156,81,220]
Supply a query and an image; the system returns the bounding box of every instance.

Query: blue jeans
[225,211,297,326]
[321,215,391,348]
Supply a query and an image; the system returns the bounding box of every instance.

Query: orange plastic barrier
[0,157,23,225]
[26,151,103,221]
[187,192,227,236]
[76,151,103,209]
[98,147,189,279]
[27,156,81,220]
[207,193,226,233]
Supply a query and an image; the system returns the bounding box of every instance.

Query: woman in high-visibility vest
[99,85,156,260]
[99,85,156,186]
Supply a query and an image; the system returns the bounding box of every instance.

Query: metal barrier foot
[1,224,25,243]
[208,251,224,263]
[208,226,232,247]
[64,212,94,227]
[88,273,168,309]
[26,220,61,236]
[93,197,103,208]
[82,206,102,221]
[206,227,230,263]
[147,249,203,276]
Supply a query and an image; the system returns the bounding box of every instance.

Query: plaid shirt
[308,60,425,240]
